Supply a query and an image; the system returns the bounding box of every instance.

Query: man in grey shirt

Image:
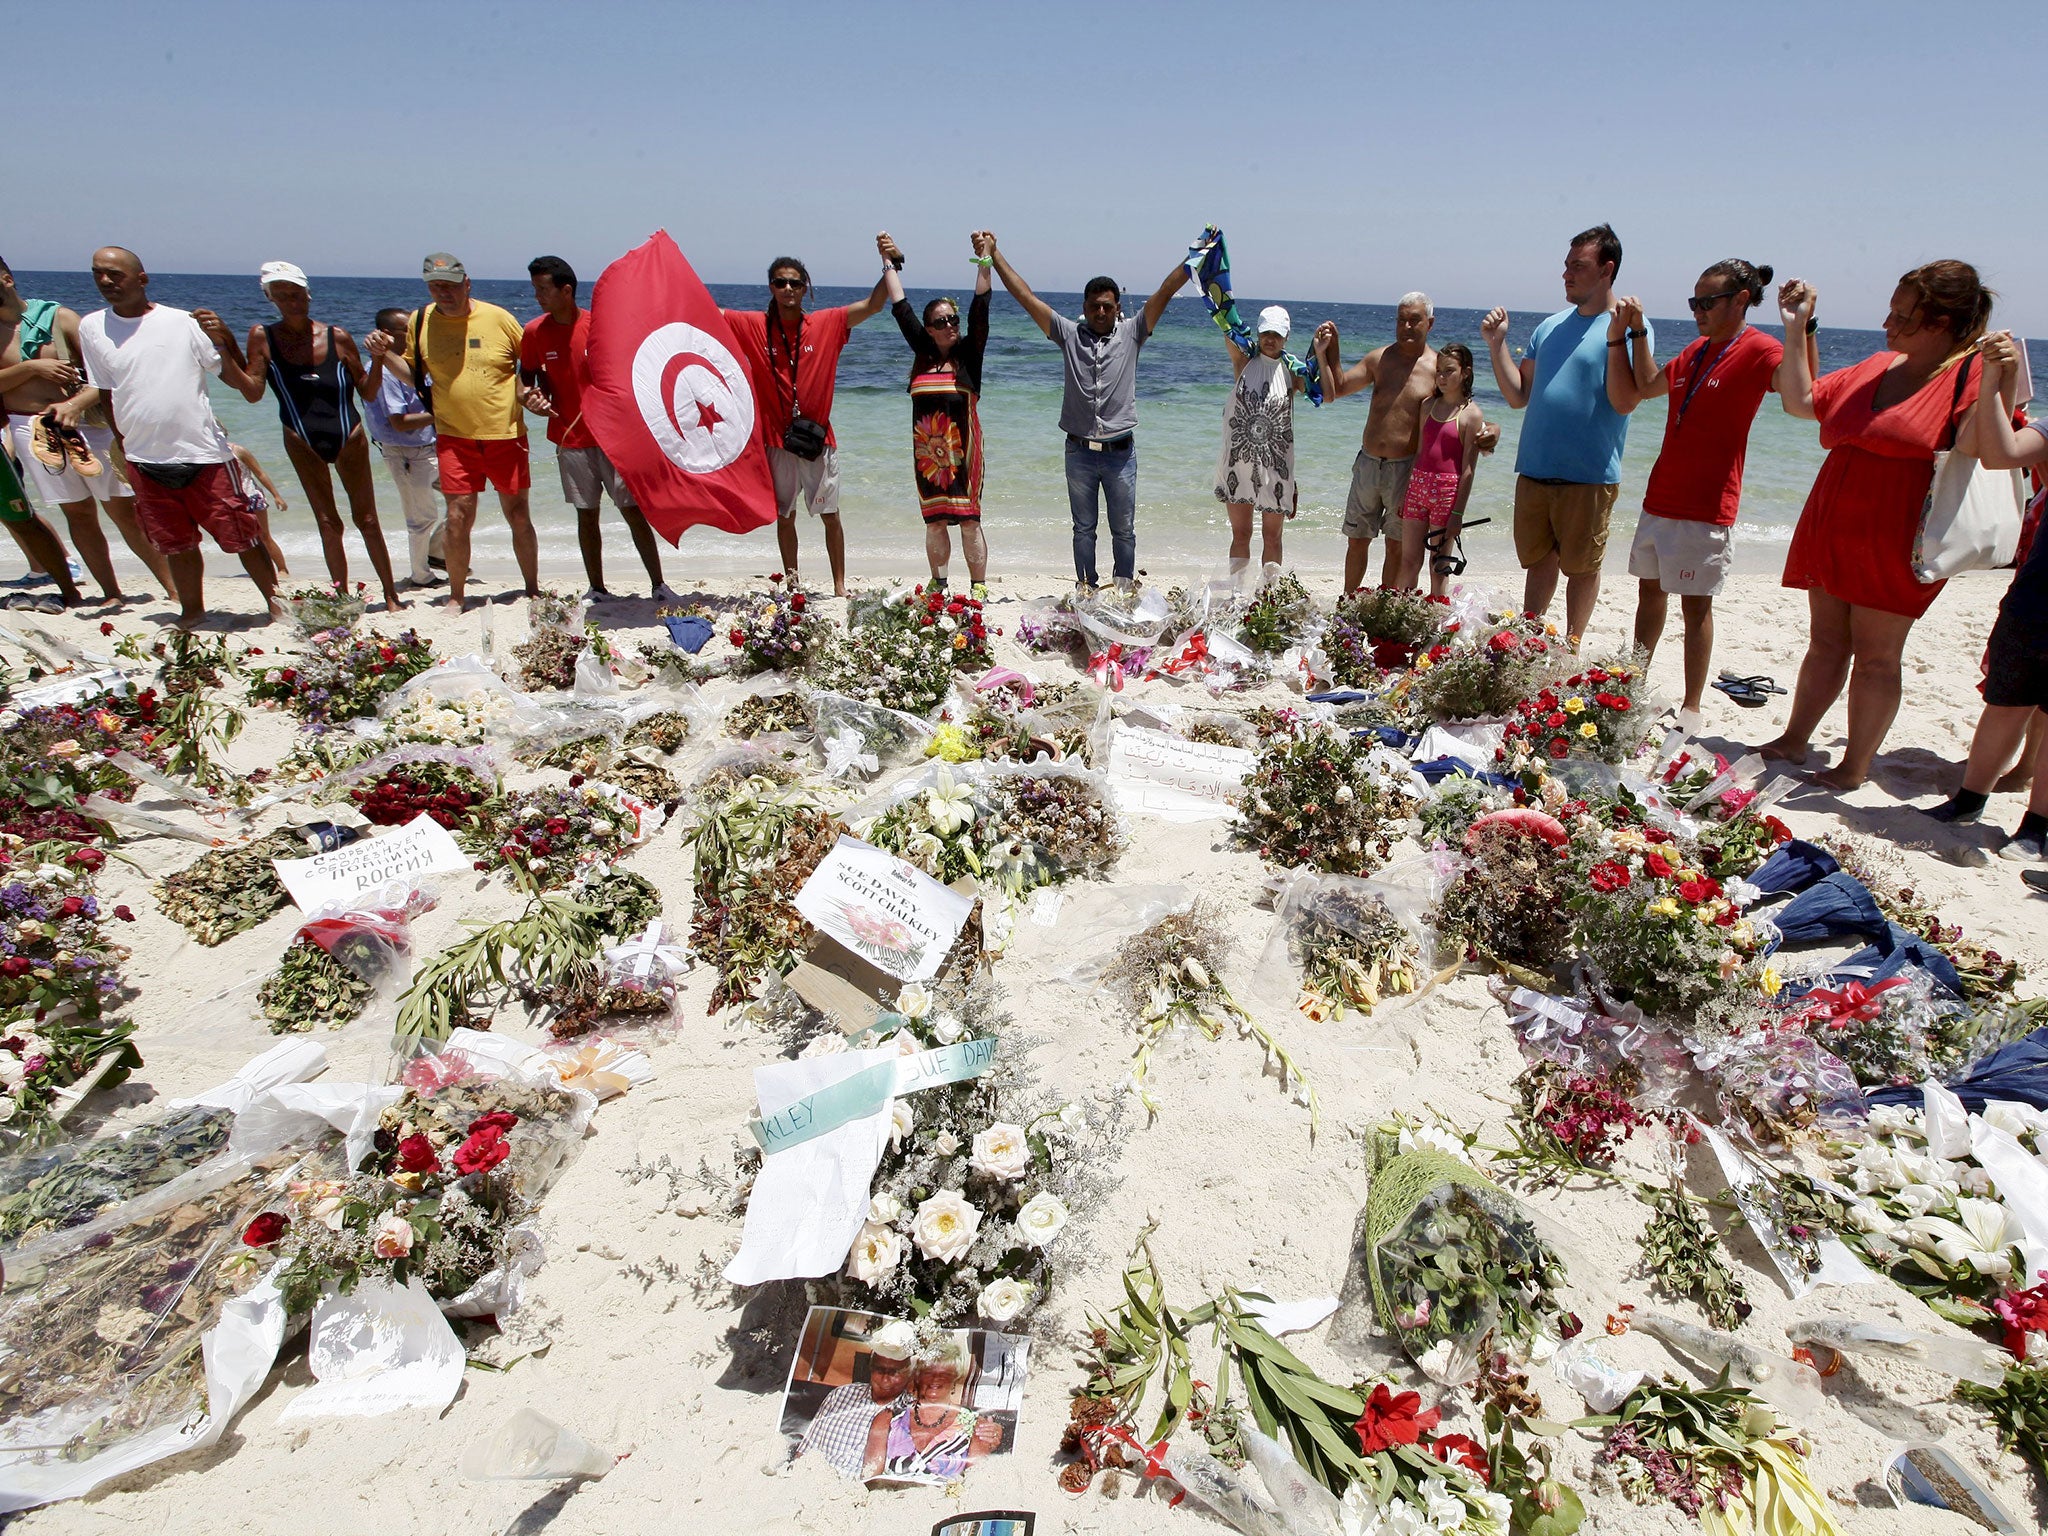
[986,234,1189,589]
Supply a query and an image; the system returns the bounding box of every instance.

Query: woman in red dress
[1761,261,1995,790]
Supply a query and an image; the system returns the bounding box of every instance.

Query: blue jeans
[1064,439,1137,586]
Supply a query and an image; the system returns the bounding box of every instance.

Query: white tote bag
[1914,356,2026,583]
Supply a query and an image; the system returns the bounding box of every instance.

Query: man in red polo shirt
[723,253,890,596]
[520,255,675,605]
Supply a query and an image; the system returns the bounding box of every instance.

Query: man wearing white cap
[1214,304,1305,573]
[796,1319,914,1478]
[0,254,176,604]
[226,261,405,610]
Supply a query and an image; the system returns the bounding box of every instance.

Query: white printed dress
[1213,353,1298,517]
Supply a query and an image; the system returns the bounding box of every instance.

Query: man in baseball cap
[795,1318,915,1478]
[365,251,536,609]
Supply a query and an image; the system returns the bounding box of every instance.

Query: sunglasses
[1687,290,1742,313]
[770,277,806,290]
[928,313,960,328]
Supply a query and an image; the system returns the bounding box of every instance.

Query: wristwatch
[1805,317,1819,334]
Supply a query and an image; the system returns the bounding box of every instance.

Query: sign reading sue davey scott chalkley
[271,814,472,911]
[792,836,973,983]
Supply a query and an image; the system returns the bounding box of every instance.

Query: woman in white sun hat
[1214,303,1304,574]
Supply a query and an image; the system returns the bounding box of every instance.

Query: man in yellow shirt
[365,252,537,610]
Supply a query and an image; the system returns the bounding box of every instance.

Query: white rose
[1335,784,1354,803]
[895,983,932,1020]
[868,1193,904,1226]
[1846,1199,1896,1235]
[847,1222,904,1283]
[0,1056,24,1089]
[889,1100,913,1148]
[933,1014,964,1044]
[978,1276,1034,1324]
[1058,1102,1087,1135]
[970,1122,1031,1182]
[911,1190,982,1262]
[1014,1191,1068,1249]
[934,1130,960,1156]
[800,1032,847,1058]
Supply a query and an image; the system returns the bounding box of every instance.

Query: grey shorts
[557,445,637,511]
[1341,451,1414,540]
[767,444,841,519]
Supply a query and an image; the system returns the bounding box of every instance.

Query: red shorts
[437,436,530,496]
[127,460,262,555]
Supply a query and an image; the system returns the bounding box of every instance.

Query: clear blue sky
[21,0,2046,333]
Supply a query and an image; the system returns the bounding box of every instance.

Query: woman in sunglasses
[1606,259,1797,718]
[878,230,992,594]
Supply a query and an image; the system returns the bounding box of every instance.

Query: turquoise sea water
[16,270,2045,585]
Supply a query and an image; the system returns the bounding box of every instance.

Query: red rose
[1354,1383,1440,1455]
[67,847,106,871]
[99,621,115,637]
[468,1110,520,1137]
[114,905,136,922]
[729,629,745,647]
[453,1125,512,1175]
[279,668,297,683]
[769,571,785,584]
[1644,850,1675,879]
[1677,877,1717,904]
[1589,860,1631,893]
[378,646,397,663]
[60,896,86,917]
[1642,826,1672,844]
[1431,1433,1491,1481]
[396,1133,438,1172]
[1545,711,1566,729]
[0,957,31,977]
[243,1212,288,1247]
[545,817,570,836]
[789,593,807,611]
[1548,738,1569,758]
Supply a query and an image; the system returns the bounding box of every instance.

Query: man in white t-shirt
[67,247,282,628]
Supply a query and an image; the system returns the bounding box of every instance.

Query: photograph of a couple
[780,1306,1029,1486]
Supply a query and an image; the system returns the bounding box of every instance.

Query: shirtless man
[1314,294,1442,592]
[0,256,175,604]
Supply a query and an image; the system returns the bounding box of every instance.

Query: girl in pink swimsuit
[1398,342,1485,597]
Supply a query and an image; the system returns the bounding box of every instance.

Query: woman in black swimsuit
[233,262,404,609]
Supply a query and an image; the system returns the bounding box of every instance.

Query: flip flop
[1713,672,1785,708]
[29,416,68,470]
[2,592,38,611]
[32,594,66,615]
[2024,868,2048,896]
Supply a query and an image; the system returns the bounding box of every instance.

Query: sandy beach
[4,554,2042,1536]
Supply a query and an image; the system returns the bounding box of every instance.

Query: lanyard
[769,307,803,417]
[1675,333,1738,425]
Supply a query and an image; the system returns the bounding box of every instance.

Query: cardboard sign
[793,836,971,983]
[1106,723,1253,821]
[272,813,469,911]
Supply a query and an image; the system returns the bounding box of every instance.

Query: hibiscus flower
[1431,1432,1491,1480]
[1354,1383,1441,1454]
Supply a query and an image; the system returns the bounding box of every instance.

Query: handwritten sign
[1106,723,1253,822]
[793,836,972,983]
[272,813,470,911]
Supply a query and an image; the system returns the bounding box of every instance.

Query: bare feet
[440,593,470,613]
[1808,765,1864,792]
[1757,736,1809,765]
[384,591,409,612]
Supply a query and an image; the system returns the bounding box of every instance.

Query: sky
[21,0,2048,332]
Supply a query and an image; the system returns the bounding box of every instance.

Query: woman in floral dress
[880,232,992,594]
[1214,304,1304,575]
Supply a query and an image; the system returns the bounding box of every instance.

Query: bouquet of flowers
[246,628,435,729]
[725,689,811,740]
[1236,725,1420,877]
[281,582,367,634]
[688,775,841,1011]
[0,1102,232,1248]
[386,687,521,746]
[154,829,304,946]
[623,710,693,755]
[0,1014,140,1146]
[1235,569,1316,656]
[1335,586,1451,655]
[1500,660,1653,772]
[866,765,988,883]
[256,902,416,1034]
[1433,808,1575,973]
[0,866,128,1021]
[1569,822,1766,1022]
[345,757,496,831]
[1402,611,1560,724]
[254,1067,590,1316]
[726,580,821,674]
[1274,873,1432,1023]
[466,784,640,891]
[980,767,1124,890]
[1363,1121,1572,1384]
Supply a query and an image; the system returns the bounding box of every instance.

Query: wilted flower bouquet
[867,764,1125,893]
[246,628,435,728]
[727,582,821,674]
[1236,725,1420,877]
[1235,569,1316,656]
[1276,873,1430,1023]
[510,624,587,692]
[1433,808,1575,973]
[466,783,640,891]
[688,775,841,1011]
[1364,1121,1572,1384]
[0,865,128,1022]
[280,582,367,634]
[153,829,304,946]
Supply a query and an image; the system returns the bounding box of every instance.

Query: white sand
[9,553,2043,1535]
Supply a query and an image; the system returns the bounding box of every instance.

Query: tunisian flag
[584,231,775,541]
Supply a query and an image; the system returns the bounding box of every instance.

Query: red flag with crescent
[584,231,775,541]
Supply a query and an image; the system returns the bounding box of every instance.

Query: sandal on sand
[2021,868,2048,896]
[29,416,68,470]
[32,594,66,615]
[1712,672,1785,708]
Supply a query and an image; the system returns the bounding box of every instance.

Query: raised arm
[1604,296,1652,414]
[987,237,1056,338]
[1311,322,1377,401]
[1480,307,1533,409]
[232,323,271,403]
[195,310,262,395]
[970,231,994,300]
[1970,333,2048,468]
[845,259,892,328]
[1773,280,1818,419]
[878,232,907,307]
[1139,256,1191,336]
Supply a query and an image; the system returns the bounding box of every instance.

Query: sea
[16,270,2046,588]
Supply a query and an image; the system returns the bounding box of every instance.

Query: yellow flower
[1759,965,1783,998]
[1415,653,1434,671]
[1563,697,1585,715]
[1579,721,1599,738]
[1652,897,1681,920]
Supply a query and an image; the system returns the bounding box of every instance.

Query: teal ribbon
[1184,224,1323,406]
[747,1036,998,1154]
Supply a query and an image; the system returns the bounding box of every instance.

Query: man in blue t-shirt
[1481,224,1649,640]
